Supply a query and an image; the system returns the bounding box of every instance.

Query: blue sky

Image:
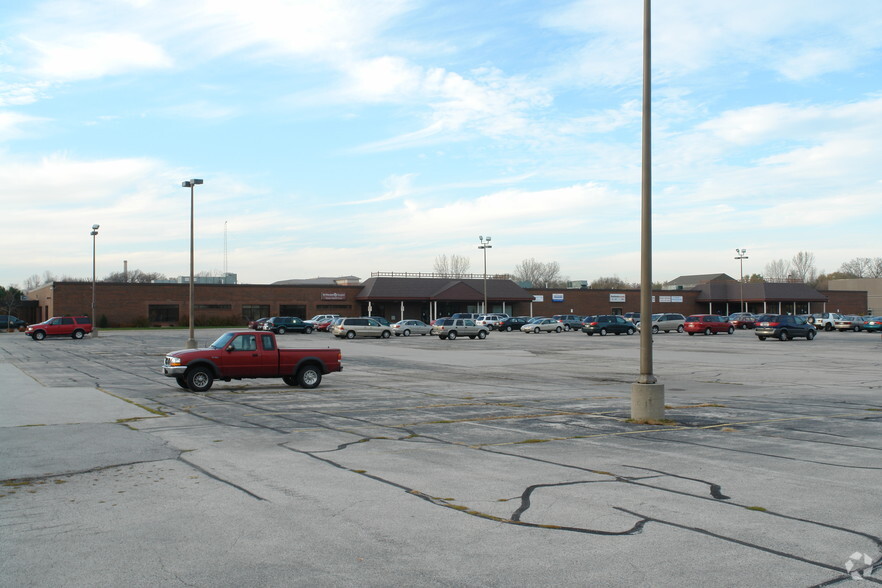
[2,0,881,288]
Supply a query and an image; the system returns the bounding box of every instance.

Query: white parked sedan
[521,318,564,333]
[391,319,431,336]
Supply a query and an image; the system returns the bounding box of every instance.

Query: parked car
[497,317,531,332]
[391,319,431,336]
[521,318,563,333]
[581,315,636,336]
[552,315,583,331]
[727,312,756,329]
[685,315,735,336]
[430,318,488,340]
[451,313,480,320]
[262,316,314,334]
[861,317,882,332]
[332,317,393,339]
[623,312,640,323]
[475,314,507,330]
[314,317,337,332]
[833,315,864,332]
[806,312,843,331]
[26,316,93,340]
[305,314,340,325]
[248,317,269,330]
[368,316,392,327]
[636,313,686,334]
[755,314,817,341]
[0,315,26,330]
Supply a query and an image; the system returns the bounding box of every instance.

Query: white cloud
[22,32,172,80]
[0,111,49,141]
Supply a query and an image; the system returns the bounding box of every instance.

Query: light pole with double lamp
[478,236,492,314]
[735,248,748,313]
[90,224,99,337]
[183,179,203,349]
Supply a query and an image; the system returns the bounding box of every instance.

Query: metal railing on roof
[371,271,512,280]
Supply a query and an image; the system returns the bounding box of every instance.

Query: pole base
[631,382,665,420]
[186,338,198,349]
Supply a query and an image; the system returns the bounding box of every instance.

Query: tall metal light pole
[90,224,99,337]
[183,179,203,348]
[735,248,748,313]
[479,236,492,314]
[631,0,664,420]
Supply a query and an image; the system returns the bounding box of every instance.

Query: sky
[2,0,881,289]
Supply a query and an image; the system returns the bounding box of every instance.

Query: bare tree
[24,274,42,290]
[791,251,817,283]
[433,254,471,277]
[840,257,882,278]
[512,258,564,287]
[589,276,631,289]
[764,259,792,282]
[103,269,167,283]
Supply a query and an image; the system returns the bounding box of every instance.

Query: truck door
[218,333,277,378]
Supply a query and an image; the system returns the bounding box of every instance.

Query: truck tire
[72,329,85,339]
[304,326,314,334]
[447,331,458,340]
[346,330,356,339]
[33,330,46,341]
[277,326,287,334]
[806,330,816,340]
[186,366,214,392]
[477,330,487,339]
[175,377,189,389]
[297,365,322,389]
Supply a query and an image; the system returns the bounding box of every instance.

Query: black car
[755,314,816,341]
[1,315,27,330]
[581,315,636,336]
[497,317,530,332]
[262,316,314,334]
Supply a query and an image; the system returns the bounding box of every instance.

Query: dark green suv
[262,316,314,335]
[581,315,636,336]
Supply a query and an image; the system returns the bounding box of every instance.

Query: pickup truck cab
[26,316,93,340]
[162,331,342,392]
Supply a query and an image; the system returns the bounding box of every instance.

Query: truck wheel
[33,331,46,341]
[477,331,487,339]
[651,325,659,334]
[677,325,684,333]
[599,328,607,336]
[806,330,816,340]
[175,377,189,389]
[297,365,322,389]
[72,329,85,339]
[304,327,314,334]
[346,331,356,339]
[277,326,287,334]
[447,331,457,340]
[825,323,833,331]
[186,367,214,392]
[704,328,712,335]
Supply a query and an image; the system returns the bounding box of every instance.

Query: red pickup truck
[162,331,342,392]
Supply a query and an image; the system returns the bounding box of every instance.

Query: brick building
[25,273,867,328]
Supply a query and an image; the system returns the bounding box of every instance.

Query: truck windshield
[209,332,236,349]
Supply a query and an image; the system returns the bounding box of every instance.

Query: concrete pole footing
[631,383,665,420]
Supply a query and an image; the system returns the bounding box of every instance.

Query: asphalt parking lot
[1,327,881,587]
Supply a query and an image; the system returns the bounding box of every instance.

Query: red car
[684,314,735,336]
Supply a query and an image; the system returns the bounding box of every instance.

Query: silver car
[430,318,489,340]
[637,313,686,334]
[521,318,563,333]
[392,319,431,337]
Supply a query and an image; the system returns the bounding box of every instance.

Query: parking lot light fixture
[182,179,203,349]
[735,248,748,313]
[479,236,492,314]
[90,224,99,337]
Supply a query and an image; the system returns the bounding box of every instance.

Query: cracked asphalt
[1,327,880,586]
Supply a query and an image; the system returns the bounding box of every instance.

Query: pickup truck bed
[162,331,342,392]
